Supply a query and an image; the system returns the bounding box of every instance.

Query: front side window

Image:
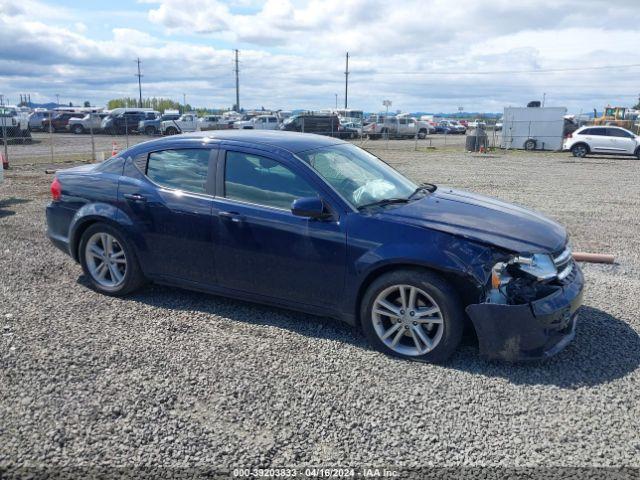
[297,143,416,208]
[607,128,632,138]
[146,149,210,194]
[225,151,317,210]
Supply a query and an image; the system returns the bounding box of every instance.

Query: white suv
[564,126,640,158]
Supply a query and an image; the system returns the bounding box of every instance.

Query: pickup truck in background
[67,113,110,134]
[363,115,417,139]
[199,115,233,131]
[161,113,199,135]
[139,112,179,135]
[234,114,280,130]
[1,106,32,142]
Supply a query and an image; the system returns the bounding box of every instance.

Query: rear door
[581,127,609,152]
[118,146,219,284]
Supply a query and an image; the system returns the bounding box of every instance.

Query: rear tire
[79,223,145,296]
[145,126,157,136]
[571,143,589,158]
[360,269,464,363]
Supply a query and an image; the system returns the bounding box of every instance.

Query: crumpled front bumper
[465,264,584,361]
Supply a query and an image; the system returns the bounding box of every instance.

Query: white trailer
[501,107,567,151]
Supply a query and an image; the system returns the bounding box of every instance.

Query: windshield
[297,143,416,208]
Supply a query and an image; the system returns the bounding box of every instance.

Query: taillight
[51,177,62,201]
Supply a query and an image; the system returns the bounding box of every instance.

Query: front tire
[72,124,84,134]
[145,126,157,136]
[79,223,145,296]
[360,269,464,363]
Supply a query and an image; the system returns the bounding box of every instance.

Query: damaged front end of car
[466,244,584,361]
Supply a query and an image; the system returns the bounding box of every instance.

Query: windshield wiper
[357,197,410,210]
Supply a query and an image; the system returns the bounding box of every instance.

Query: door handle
[123,193,147,202]
[219,211,244,223]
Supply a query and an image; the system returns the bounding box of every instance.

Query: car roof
[139,130,347,154]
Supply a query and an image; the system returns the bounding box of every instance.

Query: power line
[370,63,640,76]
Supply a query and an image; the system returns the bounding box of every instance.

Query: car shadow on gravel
[449,306,640,388]
[110,281,639,389]
[0,197,31,218]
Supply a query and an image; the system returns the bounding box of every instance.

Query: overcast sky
[1,0,639,113]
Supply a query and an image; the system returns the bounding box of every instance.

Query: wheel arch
[69,205,136,262]
[353,261,483,330]
[571,141,590,153]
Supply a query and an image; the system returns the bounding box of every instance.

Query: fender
[68,202,136,261]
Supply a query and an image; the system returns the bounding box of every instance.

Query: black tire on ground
[165,127,178,135]
[524,139,536,150]
[145,126,157,136]
[635,147,640,160]
[78,223,146,296]
[72,124,84,134]
[360,269,465,363]
[571,143,589,158]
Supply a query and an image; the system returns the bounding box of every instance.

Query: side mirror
[291,197,328,219]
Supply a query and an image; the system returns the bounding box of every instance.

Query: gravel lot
[1,140,639,475]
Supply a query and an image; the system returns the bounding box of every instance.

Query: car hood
[378,187,566,253]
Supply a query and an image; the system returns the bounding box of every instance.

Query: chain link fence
[1,107,548,170]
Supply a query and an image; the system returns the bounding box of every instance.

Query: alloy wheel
[372,284,444,356]
[84,232,127,289]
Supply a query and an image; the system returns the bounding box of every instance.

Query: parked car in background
[458,120,469,128]
[468,119,487,129]
[138,112,179,136]
[234,114,280,130]
[43,112,84,133]
[199,115,232,131]
[161,113,199,135]
[363,115,417,139]
[28,110,50,132]
[563,126,640,158]
[46,130,584,363]
[280,113,341,136]
[67,113,110,134]
[0,106,31,141]
[101,109,150,135]
[437,120,466,134]
[338,121,362,139]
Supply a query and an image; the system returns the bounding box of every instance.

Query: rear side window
[583,127,607,136]
[224,151,317,210]
[146,149,210,194]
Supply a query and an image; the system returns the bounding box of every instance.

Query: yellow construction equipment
[593,106,634,129]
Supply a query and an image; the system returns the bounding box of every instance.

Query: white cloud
[1,0,639,112]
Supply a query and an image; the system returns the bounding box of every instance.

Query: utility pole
[56,94,60,106]
[183,93,186,111]
[234,49,240,112]
[542,92,546,107]
[335,93,338,110]
[135,58,143,108]
[344,52,349,109]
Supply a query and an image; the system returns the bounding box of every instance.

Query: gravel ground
[1,142,639,476]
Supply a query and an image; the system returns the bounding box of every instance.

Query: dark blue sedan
[46,131,584,362]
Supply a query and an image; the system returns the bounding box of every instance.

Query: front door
[606,128,637,153]
[118,147,218,284]
[212,148,346,308]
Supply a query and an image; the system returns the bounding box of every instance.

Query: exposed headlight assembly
[510,254,557,281]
